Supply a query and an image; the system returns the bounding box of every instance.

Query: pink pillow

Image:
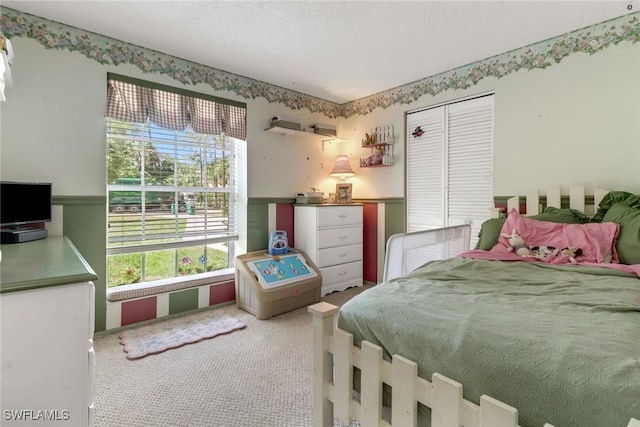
[493,209,620,264]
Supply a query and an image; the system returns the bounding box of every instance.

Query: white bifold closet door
[406,93,494,248]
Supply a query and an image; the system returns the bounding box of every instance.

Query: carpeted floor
[94,285,371,427]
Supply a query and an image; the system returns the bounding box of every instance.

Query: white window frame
[105,121,240,288]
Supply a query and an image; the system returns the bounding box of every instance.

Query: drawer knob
[338,271,347,276]
[339,235,347,239]
[339,214,347,218]
[339,253,347,257]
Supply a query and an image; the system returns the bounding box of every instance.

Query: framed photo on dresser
[335,183,352,204]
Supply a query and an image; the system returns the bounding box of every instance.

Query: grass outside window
[107,213,230,287]
[108,245,228,287]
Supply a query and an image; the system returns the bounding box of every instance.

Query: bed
[308,185,640,427]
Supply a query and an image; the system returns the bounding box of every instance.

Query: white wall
[340,41,640,198]
[247,96,343,198]
[0,38,346,200]
[1,39,108,195]
[492,44,640,195]
[2,34,639,204]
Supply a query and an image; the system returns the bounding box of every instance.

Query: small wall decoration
[335,183,353,204]
[412,126,424,138]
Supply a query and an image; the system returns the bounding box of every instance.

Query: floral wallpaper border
[1,7,638,118]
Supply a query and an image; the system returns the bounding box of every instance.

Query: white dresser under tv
[294,204,363,295]
[0,236,97,427]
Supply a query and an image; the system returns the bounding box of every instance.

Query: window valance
[105,73,246,140]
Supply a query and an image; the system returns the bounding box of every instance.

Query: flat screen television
[0,181,53,228]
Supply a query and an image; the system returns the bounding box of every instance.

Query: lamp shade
[330,155,355,179]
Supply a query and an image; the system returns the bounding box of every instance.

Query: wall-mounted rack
[265,125,347,150]
[360,125,395,167]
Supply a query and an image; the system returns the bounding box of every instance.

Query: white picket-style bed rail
[309,302,640,427]
[490,185,609,218]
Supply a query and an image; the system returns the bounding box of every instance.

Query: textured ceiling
[3,0,637,103]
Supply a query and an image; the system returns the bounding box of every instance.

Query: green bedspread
[337,258,640,427]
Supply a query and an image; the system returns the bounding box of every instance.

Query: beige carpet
[94,285,370,427]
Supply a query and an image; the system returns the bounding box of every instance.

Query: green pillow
[475,217,506,250]
[591,191,635,222]
[602,201,640,265]
[530,206,588,224]
[474,207,586,250]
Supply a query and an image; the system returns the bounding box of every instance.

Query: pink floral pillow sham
[493,209,620,264]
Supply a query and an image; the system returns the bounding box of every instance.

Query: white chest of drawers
[1,236,97,427]
[294,204,363,295]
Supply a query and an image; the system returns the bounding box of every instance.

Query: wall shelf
[360,125,395,167]
[361,163,390,168]
[361,142,395,148]
[265,126,346,146]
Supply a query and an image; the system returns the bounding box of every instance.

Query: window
[406,94,494,249]
[105,74,246,288]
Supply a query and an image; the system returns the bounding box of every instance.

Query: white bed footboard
[309,302,640,427]
[308,185,640,427]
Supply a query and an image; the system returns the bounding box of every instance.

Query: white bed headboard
[490,185,608,218]
[382,185,611,282]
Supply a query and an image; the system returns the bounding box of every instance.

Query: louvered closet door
[447,95,494,246]
[406,94,494,248]
[407,107,445,232]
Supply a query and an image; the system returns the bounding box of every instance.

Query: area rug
[118,313,246,360]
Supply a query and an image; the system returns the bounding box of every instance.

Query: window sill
[106,268,235,302]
